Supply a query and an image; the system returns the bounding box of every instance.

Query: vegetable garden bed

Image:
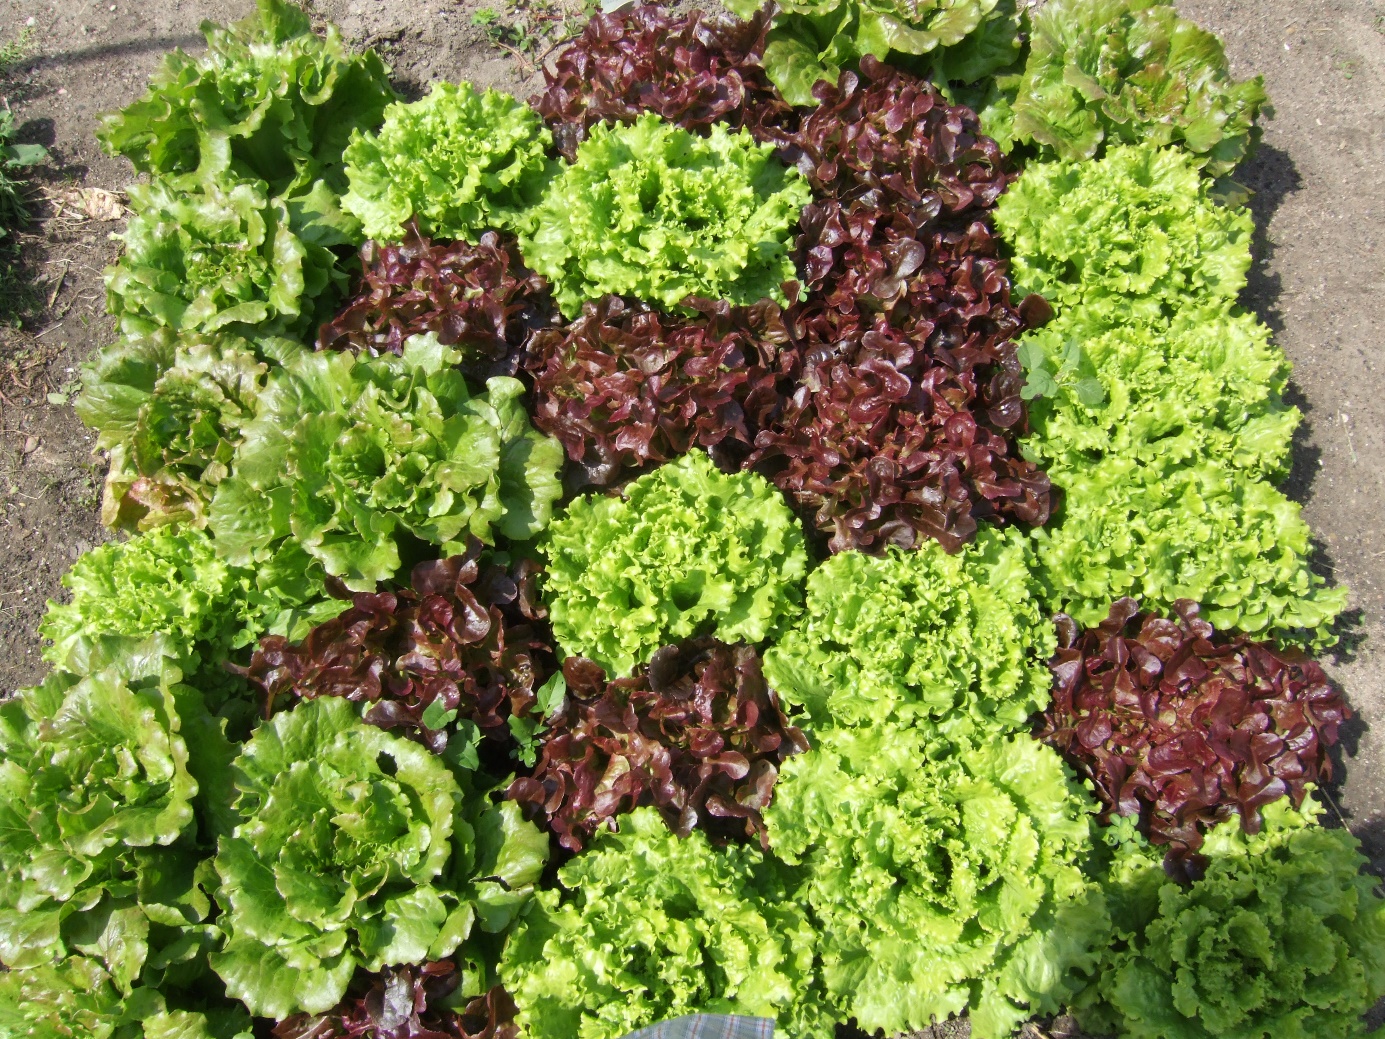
[1,0,1382,1037]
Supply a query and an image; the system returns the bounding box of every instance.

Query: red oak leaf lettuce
[1037,598,1350,868]
[507,638,808,852]
[273,968,516,1039]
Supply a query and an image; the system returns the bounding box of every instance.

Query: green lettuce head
[97,0,396,197]
[1013,0,1267,176]
[1086,798,1385,1039]
[342,81,555,244]
[500,807,833,1039]
[521,113,810,318]
[993,144,1253,323]
[763,527,1054,740]
[542,449,809,677]
[765,725,1108,1038]
[106,178,357,341]
[209,333,564,589]
[211,696,549,1019]
[723,0,1023,106]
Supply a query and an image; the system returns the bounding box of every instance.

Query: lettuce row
[210,697,548,1019]
[208,334,564,590]
[500,807,834,1039]
[763,527,1055,740]
[542,450,809,677]
[521,113,810,318]
[342,81,556,245]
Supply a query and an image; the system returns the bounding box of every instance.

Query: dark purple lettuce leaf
[1037,598,1351,868]
[524,295,795,488]
[317,222,556,380]
[273,966,516,1039]
[532,4,795,160]
[507,638,808,852]
[235,539,557,757]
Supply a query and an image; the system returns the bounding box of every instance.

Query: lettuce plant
[210,696,549,1019]
[97,0,395,198]
[765,725,1107,1038]
[508,639,808,851]
[764,527,1054,739]
[342,82,555,245]
[521,113,810,318]
[1085,800,1385,1039]
[993,144,1254,322]
[209,334,564,590]
[542,450,809,677]
[1013,0,1267,176]
[1018,307,1300,480]
[500,807,833,1039]
[105,178,357,341]
[272,969,516,1039]
[723,0,1022,106]
[1039,599,1350,864]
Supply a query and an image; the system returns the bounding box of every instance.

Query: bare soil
[0,0,1382,1017]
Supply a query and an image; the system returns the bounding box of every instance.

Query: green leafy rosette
[500,807,833,1039]
[765,725,1108,1039]
[97,0,395,197]
[210,696,549,1019]
[763,527,1055,740]
[105,179,358,341]
[342,81,555,244]
[208,333,564,589]
[542,449,809,677]
[1082,800,1385,1039]
[1012,0,1267,176]
[521,113,810,317]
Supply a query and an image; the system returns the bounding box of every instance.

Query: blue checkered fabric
[619,1015,776,1039]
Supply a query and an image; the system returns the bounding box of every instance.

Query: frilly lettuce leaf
[1012,0,1267,176]
[765,725,1108,1038]
[342,81,555,244]
[209,334,564,589]
[521,112,810,317]
[500,807,833,1039]
[763,527,1055,741]
[542,449,809,677]
[97,0,395,198]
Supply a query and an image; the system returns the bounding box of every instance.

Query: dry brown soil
[0,1,1382,1031]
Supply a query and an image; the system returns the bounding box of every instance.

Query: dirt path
[1,0,1382,877]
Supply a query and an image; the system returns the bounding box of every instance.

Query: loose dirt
[1,0,1383,959]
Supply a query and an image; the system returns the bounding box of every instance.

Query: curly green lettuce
[763,527,1054,740]
[1019,307,1300,480]
[521,113,810,317]
[765,725,1108,1038]
[723,0,1023,106]
[97,0,395,198]
[211,696,548,1019]
[993,144,1253,322]
[543,450,809,677]
[500,807,833,1039]
[1012,0,1267,176]
[342,81,555,244]
[106,178,357,341]
[1082,799,1385,1039]
[209,333,563,589]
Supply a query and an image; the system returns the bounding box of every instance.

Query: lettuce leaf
[542,450,809,677]
[499,807,833,1039]
[1084,799,1385,1039]
[763,527,1055,740]
[208,334,564,590]
[342,82,555,244]
[521,112,810,317]
[1012,0,1267,176]
[97,0,395,198]
[765,725,1108,1038]
[210,697,548,1019]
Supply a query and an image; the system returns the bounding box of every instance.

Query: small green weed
[472,0,600,70]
